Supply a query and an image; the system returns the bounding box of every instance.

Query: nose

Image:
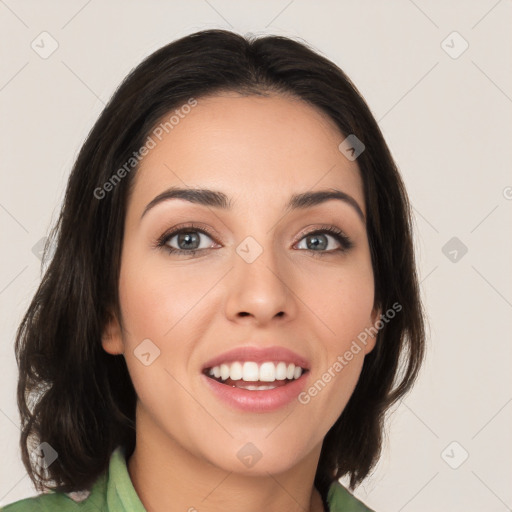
[224,240,297,326]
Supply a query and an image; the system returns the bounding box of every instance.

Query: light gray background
[1,1,511,511]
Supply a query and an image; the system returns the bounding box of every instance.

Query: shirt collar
[105,446,146,511]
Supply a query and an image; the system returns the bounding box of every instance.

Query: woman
[5,29,425,512]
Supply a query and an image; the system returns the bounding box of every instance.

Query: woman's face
[103,92,379,475]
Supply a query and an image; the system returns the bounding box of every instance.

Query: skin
[102,92,379,512]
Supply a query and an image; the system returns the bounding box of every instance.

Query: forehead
[128,93,365,216]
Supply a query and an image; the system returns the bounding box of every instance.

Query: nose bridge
[225,232,295,323]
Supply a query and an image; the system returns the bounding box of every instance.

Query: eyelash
[155,223,354,257]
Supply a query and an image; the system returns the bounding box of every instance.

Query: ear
[363,306,382,355]
[101,311,124,355]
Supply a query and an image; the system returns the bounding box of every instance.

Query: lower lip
[202,373,309,413]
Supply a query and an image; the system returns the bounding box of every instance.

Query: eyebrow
[141,186,365,222]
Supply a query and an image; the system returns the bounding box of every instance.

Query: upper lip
[202,346,310,371]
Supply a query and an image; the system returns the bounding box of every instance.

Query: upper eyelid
[157,224,219,247]
[160,224,351,249]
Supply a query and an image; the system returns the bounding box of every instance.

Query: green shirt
[2,447,374,511]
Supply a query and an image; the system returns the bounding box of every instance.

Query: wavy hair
[15,29,425,501]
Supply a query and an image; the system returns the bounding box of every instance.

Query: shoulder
[327,480,375,512]
[1,470,107,512]
[2,446,144,512]
[1,489,105,512]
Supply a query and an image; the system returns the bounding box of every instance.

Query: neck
[127,406,326,512]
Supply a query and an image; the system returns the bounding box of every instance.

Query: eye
[295,226,353,254]
[156,224,218,256]
[155,224,353,257]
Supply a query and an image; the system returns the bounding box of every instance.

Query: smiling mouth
[203,361,308,391]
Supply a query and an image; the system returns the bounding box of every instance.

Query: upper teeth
[208,361,304,382]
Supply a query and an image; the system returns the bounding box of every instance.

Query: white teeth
[229,361,243,380]
[276,362,287,380]
[207,361,305,383]
[220,364,230,381]
[242,362,259,381]
[243,384,277,391]
[259,362,276,382]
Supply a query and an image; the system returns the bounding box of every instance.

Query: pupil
[178,232,199,250]
[308,234,327,250]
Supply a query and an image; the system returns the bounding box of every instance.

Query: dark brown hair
[15,28,425,502]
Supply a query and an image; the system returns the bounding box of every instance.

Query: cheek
[297,259,374,420]
[306,258,375,344]
[116,250,223,407]
[116,255,205,436]
[117,250,216,343]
